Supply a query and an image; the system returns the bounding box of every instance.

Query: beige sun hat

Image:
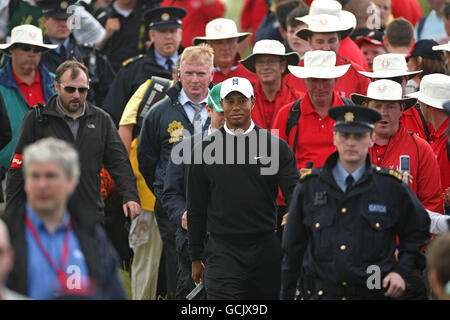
[0,24,57,51]
[358,53,422,79]
[351,79,417,110]
[239,40,300,73]
[193,18,251,45]
[287,50,350,79]
[296,0,356,41]
[407,73,450,109]
[432,40,450,52]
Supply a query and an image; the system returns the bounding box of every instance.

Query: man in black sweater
[187,77,299,300]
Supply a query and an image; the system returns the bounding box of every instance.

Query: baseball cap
[220,77,254,99]
[406,39,444,61]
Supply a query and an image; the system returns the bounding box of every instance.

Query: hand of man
[105,17,120,38]
[123,201,142,220]
[281,212,289,226]
[192,260,205,284]
[181,211,188,230]
[382,272,405,298]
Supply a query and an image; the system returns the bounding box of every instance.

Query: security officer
[281,105,431,300]
[37,0,116,107]
[103,6,186,126]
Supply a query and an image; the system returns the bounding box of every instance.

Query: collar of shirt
[55,98,86,120]
[154,49,178,70]
[302,92,342,116]
[224,121,255,135]
[332,160,366,192]
[433,117,449,139]
[179,89,209,124]
[214,65,239,73]
[12,67,41,86]
[26,203,71,234]
[49,38,70,56]
[113,2,133,17]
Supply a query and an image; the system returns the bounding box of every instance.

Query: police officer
[37,0,116,107]
[103,6,186,126]
[281,105,431,300]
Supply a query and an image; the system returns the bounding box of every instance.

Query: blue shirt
[178,89,209,126]
[25,205,90,299]
[332,161,366,192]
[154,48,178,72]
[415,10,447,43]
[49,38,70,56]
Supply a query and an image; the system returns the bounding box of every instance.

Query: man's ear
[279,26,287,39]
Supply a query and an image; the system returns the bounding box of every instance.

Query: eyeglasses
[14,44,43,53]
[59,83,89,94]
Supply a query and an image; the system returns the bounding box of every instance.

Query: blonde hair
[179,43,214,71]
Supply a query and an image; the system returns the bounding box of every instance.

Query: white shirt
[178,89,209,126]
[224,121,255,135]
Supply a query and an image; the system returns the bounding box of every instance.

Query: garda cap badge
[168,121,185,143]
[161,13,170,21]
[344,112,354,123]
[60,1,69,10]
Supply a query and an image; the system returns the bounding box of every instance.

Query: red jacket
[283,54,371,100]
[370,124,443,213]
[400,107,433,142]
[251,80,301,129]
[430,118,450,195]
[339,37,369,71]
[391,0,423,26]
[161,0,225,49]
[272,92,345,170]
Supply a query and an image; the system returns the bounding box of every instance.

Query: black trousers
[154,199,178,299]
[204,232,282,300]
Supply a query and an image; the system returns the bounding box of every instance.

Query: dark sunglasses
[60,83,89,94]
[14,43,43,53]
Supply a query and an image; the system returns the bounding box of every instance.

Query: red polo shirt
[369,123,443,213]
[283,54,371,100]
[430,118,450,196]
[400,107,433,142]
[272,92,344,170]
[251,80,302,130]
[12,68,45,107]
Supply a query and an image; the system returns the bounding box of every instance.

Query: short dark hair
[386,18,414,47]
[55,60,90,84]
[276,0,306,31]
[286,3,310,28]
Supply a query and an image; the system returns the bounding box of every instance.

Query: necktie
[60,44,67,59]
[166,58,174,72]
[345,174,354,193]
[190,102,204,135]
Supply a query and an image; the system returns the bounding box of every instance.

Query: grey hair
[23,137,80,185]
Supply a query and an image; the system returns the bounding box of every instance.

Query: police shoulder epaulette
[299,168,318,181]
[122,54,144,67]
[373,166,403,182]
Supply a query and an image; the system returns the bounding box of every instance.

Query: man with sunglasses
[6,60,141,227]
[37,0,116,107]
[0,25,56,173]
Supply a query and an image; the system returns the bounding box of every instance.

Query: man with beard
[6,60,141,225]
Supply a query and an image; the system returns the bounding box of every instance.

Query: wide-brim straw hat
[358,53,422,79]
[407,73,450,110]
[296,0,356,40]
[288,50,350,79]
[193,18,251,45]
[239,39,300,74]
[351,79,417,110]
[0,24,57,51]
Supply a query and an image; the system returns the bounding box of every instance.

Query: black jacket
[137,81,211,200]
[5,95,139,220]
[281,152,431,300]
[102,44,183,126]
[40,35,116,107]
[1,201,126,299]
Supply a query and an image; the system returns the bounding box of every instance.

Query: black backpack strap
[286,98,302,154]
[32,102,47,141]
[447,140,450,162]
[133,76,171,139]
[414,104,431,143]
[416,15,427,40]
[341,97,353,105]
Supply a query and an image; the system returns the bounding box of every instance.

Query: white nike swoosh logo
[254,156,266,160]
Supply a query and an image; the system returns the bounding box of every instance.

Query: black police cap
[144,6,187,30]
[36,0,77,19]
[328,105,382,133]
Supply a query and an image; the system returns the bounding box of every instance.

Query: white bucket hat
[432,40,450,52]
[351,79,417,110]
[407,73,450,109]
[239,40,300,73]
[287,50,350,79]
[0,24,57,51]
[193,18,251,45]
[358,53,422,79]
[296,0,356,40]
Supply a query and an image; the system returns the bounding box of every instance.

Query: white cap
[407,73,450,109]
[220,77,254,99]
